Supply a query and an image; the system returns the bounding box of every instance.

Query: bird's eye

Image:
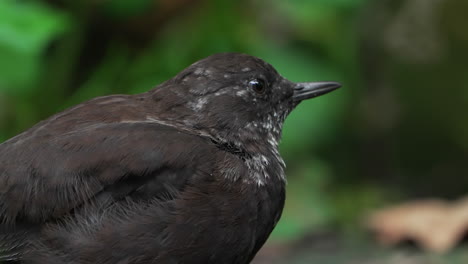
[248,79,266,94]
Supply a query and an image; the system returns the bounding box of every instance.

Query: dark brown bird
[0,53,340,264]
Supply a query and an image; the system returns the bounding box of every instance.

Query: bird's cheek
[203,96,252,129]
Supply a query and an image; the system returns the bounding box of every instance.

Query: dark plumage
[0,53,340,264]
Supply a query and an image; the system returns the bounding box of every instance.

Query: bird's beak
[293,81,341,102]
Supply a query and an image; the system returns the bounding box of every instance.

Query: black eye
[248,79,266,94]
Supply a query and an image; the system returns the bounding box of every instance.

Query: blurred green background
[1,0,468,263]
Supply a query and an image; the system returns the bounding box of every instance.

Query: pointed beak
[293,81,341,102]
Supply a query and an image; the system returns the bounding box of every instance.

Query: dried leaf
[367,197,468,253]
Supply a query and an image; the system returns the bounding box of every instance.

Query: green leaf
[0,1,70,93]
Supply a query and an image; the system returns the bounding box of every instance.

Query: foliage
[0,0,69,92]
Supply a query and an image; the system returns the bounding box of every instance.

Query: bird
[0,52,341,264]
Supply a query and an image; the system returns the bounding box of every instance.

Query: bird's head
[149,53,341,152]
